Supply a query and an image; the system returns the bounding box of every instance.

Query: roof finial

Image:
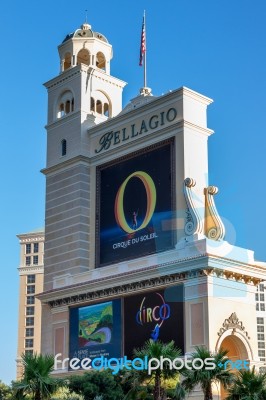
[81,10,91,30]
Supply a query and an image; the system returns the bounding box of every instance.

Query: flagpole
[143,10,147,88]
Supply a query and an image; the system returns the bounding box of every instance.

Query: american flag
[139,14,146,66]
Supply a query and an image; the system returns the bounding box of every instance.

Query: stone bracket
[204,186,225,241]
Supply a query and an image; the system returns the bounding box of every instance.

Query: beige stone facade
[16,230,44,379]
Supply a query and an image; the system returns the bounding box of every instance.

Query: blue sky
[0,0,266,384]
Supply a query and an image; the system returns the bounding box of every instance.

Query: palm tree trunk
[204,382,213,400]
[34,388,41,400]
[154,372,161,400]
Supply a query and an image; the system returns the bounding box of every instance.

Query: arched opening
[96,100,102,114]
[90,91,111,118]
[56,91,74,119]
[90,97,95,112]
[58,103,65,118]
[77,49,90,66]
[220,335,249,361]
[65,100,71,114]
[61,139,67,156]
[103,103,109,117]
[63,52,71,71]
[96,52,106,70]
[219,335,249,399]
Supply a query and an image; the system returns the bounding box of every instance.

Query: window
[26,317,34,326]
[33,243,39,253]
[33,256,38,265]
[27,275,35,284]
[260,284,265,292]
[26,296,35,305]
[258,326,265,333]
[258,342,265,349]
[26,244,31,254]
[256,293,259,301]
[261,304,265,311]
[25,349,33,356]
[26,256,31,266]
[25,339,34,348]
[258,334,265,341]
[27,285,35,294]
[256,303,259,311]
[61,139,67,156]
[257,318,264,324]
[259,350,265,357]
[25,328,34,337]
[26,306,34,316]
[260,294,265,302]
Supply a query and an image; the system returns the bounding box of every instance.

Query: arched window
[63,52,71,71]
[57,91,74,119]
[96,100,102,114]
[91,97,95,112]
[96,52,106,70]
[77,49,90,66]
[61,139,67,156]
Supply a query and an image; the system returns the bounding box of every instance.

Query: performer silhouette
[132,209,139,230]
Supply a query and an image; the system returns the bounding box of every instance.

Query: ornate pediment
[218,312,250,339]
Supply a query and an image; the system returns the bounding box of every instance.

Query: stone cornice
[44,64,126,90]
[41,155,91,176]
[17,236,44,243]
[38,253,264,308]
[18,266,44,275]
[44,65,82,89]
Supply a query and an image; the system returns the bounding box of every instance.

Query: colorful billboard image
[124,285,184,357]
[69,299,122,368]
[97,140,175,266]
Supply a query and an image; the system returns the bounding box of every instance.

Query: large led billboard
[124,285,184,357]
[96,140,175,266]
[69,299,122,365]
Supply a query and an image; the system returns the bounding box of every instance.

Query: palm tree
[125,339,182,400]
[13,352,62,400]
[226,366,266,400]
[176,346,234,400]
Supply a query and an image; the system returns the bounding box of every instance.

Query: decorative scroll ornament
[217,312,250,339]
[204,186,225,241]
[183,178,204,236]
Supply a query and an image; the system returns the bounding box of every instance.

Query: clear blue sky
[0,0,265,384]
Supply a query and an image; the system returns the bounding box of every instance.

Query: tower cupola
[44,21,126,169]
[58,22,112,74]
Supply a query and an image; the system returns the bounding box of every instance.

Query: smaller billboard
[69,299,122,368]
[124,285,184,357]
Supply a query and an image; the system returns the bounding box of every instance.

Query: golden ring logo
[114,171,157,233]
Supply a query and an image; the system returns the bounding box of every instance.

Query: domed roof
[62,23,109,44]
